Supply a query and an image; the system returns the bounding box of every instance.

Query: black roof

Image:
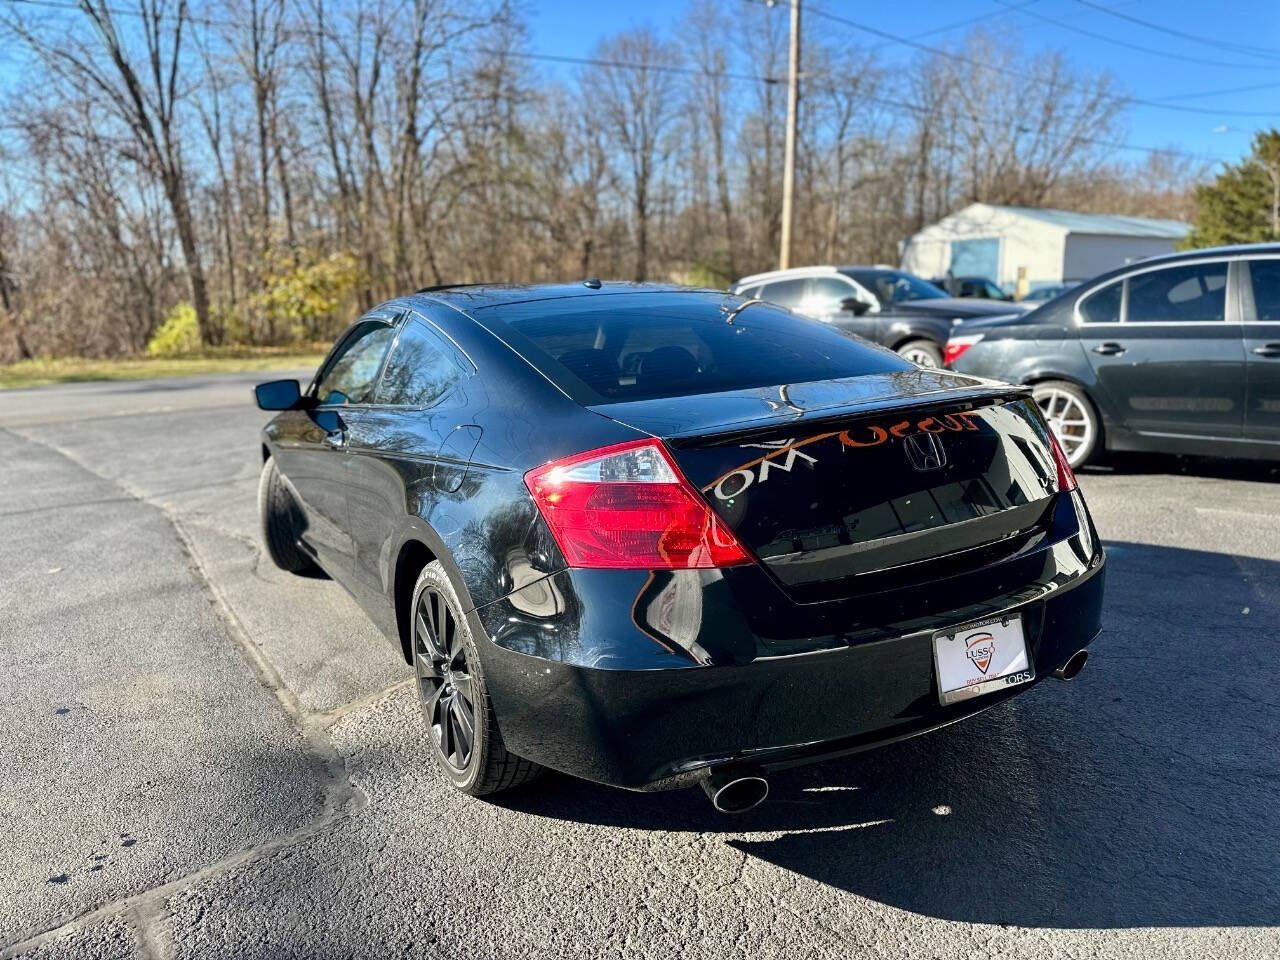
[410,281,714,312]
[1112,242,1280,269]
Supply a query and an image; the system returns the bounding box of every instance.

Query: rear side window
[314,321,396,405]
[1078,281,1121,324]
[806,276,856,314]
[1127,263,1226,323]
[758,278,808,308]
[482,293,908,404]
[1247,259,1280,323]
[376,318,470,407]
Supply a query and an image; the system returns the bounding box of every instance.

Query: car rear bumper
[470,492,1105,790]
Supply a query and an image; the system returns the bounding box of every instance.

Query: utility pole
[778,0,801,270]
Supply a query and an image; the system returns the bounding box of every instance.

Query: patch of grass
[0,348,328,390]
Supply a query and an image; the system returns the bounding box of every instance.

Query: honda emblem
[903,432,947,471]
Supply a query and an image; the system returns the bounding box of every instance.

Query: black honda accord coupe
[254,283,1105,812]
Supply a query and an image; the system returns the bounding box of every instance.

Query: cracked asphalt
[1,371,1278,959]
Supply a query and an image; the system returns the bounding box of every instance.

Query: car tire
[410,561,543,796]
[896,339,943,367]
[258,456,321,575]
[1031,380,1101,469]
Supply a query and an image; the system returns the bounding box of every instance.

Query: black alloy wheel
[414,587,477,771]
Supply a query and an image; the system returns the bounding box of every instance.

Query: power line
[1151,79,1280,104]
[866,0,1042,49]
[757,0,1280,118]
[11,0,1277,119]
[5,0,794,83]
[994,0,1280,71]
[1074,0,1280,64]
[493,49,779,85]
[1,0,787,82]
[824,86,1231,165]
[0,0,1241,163]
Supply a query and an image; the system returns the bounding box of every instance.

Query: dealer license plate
[933,614,1034,706]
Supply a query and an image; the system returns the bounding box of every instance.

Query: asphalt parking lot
[2,372,1279,959]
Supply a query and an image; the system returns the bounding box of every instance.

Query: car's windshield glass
[481,293,906,404]
[843,269,947,304]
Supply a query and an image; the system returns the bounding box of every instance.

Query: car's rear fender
[885,317,951,350]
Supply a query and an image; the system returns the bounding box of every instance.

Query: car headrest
[555,348,620,393]
[637,346,700,389]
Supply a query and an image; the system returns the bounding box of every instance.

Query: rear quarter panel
[350,302,646,659]
[953,323,1120,422]
[882,314,953,349]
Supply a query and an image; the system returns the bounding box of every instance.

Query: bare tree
[682,0,738,278]
[586,30,681,281]
[0,0,1191,363]
[5,0,214,342]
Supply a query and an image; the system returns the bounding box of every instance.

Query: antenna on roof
[722,297,764,326]
[582,277,602,289]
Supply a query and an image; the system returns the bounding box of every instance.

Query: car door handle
[1252,343,1280,358]
[324,430,347,450]
[1092,342,1126,356]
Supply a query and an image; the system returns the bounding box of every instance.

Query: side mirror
[254,379,302,411]
[841,297,872,316]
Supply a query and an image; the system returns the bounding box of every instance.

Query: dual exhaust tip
[699,649,1089,813]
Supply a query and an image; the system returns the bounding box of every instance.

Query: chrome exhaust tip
[1054,649,1089,681]
[700,766,770,814]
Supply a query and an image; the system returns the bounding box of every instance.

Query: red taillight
[943,334,983,367]
[1047,429,1078,492]
[524,439,752,569]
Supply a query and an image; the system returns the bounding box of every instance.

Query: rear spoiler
[663,383,1031,448]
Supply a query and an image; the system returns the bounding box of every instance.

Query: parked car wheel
[1032,380,1100,468]
[410,561,543,796]
[258,456,321,575]
[896,339,943,367]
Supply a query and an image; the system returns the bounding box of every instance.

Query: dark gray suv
[946,244,1280,467]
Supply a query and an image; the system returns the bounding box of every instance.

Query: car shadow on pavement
[498,540,1280,929]
[1082,452,1280,483]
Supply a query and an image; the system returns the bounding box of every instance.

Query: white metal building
[900,203,1191,293]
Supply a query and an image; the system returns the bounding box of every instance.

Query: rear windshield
[477,292,908,404]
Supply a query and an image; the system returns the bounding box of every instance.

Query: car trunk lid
[591,372,1061,602]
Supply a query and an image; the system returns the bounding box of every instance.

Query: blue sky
[2,0,1277,170]
[525,0,1280,169]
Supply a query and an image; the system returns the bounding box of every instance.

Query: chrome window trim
[403,307,478,372]
[1074,278,1124,327]
[1072,256,1237,327]
[309,312,402,406]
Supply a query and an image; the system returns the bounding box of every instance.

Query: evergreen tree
[1186,130,1280,248]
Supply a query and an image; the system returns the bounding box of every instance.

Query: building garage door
[949,237,1000,280]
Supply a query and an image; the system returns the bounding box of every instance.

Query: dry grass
[0,348,327,390]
